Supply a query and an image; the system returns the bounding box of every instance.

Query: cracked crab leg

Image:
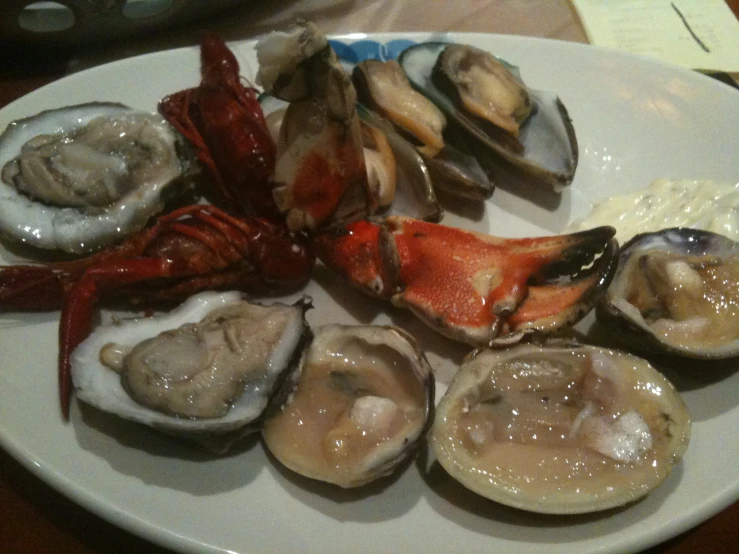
[315,217,617,346]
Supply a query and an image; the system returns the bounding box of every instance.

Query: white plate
[0,32,737,554]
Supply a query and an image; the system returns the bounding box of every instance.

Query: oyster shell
[431,343,691,514]
[71,291,310,450]
[597,228,739,359]
[262,324,435,488]
[398,42,578,190]
[0,102,195,254]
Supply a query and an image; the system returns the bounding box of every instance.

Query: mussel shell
[398,42,578,190]
[596,228,739,360]
[352,58,495,201]
[259,93,443,222]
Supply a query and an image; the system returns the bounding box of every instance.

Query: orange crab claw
[315,216,617,346]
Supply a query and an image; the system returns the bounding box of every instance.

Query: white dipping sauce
[567,178,739,243]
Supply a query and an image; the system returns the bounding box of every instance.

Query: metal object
[0,0,245,46]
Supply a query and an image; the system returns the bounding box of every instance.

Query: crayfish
[0,205,313,419]
[159,32,278,219]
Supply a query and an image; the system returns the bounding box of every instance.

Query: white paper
[571,0,739,71]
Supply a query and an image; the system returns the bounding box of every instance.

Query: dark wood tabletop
[1,1,737,553]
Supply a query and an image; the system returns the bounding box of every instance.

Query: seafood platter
[0,20,737,554]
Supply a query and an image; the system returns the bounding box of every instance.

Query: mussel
[352,58,495,201]
[398,42,579,190]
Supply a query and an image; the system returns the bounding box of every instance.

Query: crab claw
[315,216,618,346]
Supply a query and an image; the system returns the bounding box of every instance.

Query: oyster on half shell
[71,291,310,451]
[262,324,435,488]
[597,227,739,360]
[0,102,195,254]
[431,343,691,514]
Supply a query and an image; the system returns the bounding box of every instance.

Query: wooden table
[1,1,737,552]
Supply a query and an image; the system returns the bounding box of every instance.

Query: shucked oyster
[262,324,434,488]
[597,228,739,359]
[431,343,691,514]
[71,291,310,450]
[0,102,195,254]
[398,42,578,190]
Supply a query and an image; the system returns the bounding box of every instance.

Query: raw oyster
[597,228,739,359]
[0,102,195,254]
[262,324,434,488]
[352,59,495,201]
[431,343,691,514]
[71,291,310,450]
[398,42,578,190]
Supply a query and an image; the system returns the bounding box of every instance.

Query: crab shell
[431,343,691,514]
[314,217,619,347]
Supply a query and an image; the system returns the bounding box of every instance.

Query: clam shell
[597,228,739,360]
[431,343,691,514]
[262,324,435,488]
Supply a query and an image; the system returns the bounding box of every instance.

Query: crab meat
[314,217,618,346]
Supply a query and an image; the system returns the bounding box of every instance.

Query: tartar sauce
[567,178,739,243]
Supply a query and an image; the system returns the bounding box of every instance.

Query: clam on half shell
[596,227,739,360]
[0,102,195,254]
[431,343,690,514]
[71,291,310,451]
[262,324,435,488]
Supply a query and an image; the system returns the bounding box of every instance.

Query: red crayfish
[159,32,278,219]
[0,205,313,419]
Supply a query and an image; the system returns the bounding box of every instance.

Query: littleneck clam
[262,324,434,488]
[597,228,739,359]
[71,291,310,450]
[431,343,691,514]
[0,102,195,254]
[398,42,579,190]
